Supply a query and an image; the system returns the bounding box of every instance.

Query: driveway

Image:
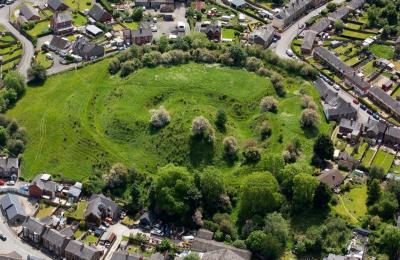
[273,0,345,58]
[0,1,35,78]
[0,213,51,259]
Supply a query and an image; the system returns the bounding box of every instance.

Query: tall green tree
[313,182,332,208]
[381,225,400,260]
[4,71,26,97]
[311,134,334,167]
[292,173,318,211]
[264,212,290,244]
[367,179,381,205]
[200,167,227,215]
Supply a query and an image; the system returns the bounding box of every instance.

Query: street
[0,214,50,259]
[273,0,345,58]
[0,2,34,78]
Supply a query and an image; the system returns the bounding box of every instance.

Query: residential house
[134,0,173,9]
[19,5,40,22]
[124,25,153,45]
[368,87,400,121]
[347,0,365,11]
[139,211,157,228]
[85,194,121,226]
[309,18,330,34]
[47,0,69,11]
[191,235,252,260]
[50,11,74,35]
[42,228,70,257]
[199,21,221,42]
[301,30,317,54]
[0,194,27,225]
[88,3,112,23]
[249,25,275,48]
[0,251,22,260]
[375,58,390,69]
[337,151,358,171]
[363,117,387,141]
[64,240,102,260]
[272,0,312,30]
[110,251,144,260]
[323,99,357,122]
[344,71,371,95]
[22,217,47,244]
[0,157,19,179]
[314,78,339,106]
[381,78,394,91]
[48,35,71,52]
[72,36,105,60]
[313,47,352,76]
[383,126,400,148]
[197,229,214,240]
[338,118,362,140]
[28,174,58,199]
[230,0,246,8]
[66,182,82,202]
[327,6,350,22]
[318,169,345,188]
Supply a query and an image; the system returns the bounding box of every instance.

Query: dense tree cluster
[0,116,27,156]
[0,71,26,112]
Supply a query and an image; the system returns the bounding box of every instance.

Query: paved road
[274,0,345,58]
[0,213,50,259]
[0,3,34,78]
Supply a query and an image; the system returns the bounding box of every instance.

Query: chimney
[139,26,143,34]
[332,175,335,180]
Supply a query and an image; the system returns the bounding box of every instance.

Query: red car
[0,179,5,186]
[353,99,360,105]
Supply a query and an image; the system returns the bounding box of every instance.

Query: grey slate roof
[202,249,245,260]
[53,11,72,23]
[65,240,101,260]
[42,228,69,246]
[275,0,311,21]
[314,78,338,106]
[318,169,345,188]
[49,36,70,50]
[191,237,251,260]
[67,185,82,198]
[48,0,66,10]
[22,217,46,235]
[32,175,58,193]
[132,25,153,38]
[85,194,120,219]
[60,226,75,238]
[344,71,371,91]
[249,25,275,46]
[72,36,104,59]
[324,99,357,119]
[0,194,26,220]
[88,3,109,21]
[369,87,400,116]
[110,251,145,260]
[20,4,39,20]
[385,126,400,140]
[328,7,350,21]
[347,0,365,10]
[0,194,19,210]
[230,0,246,7]
[313,47,352,75]
[309,18,330,34]
[6,203,26,220]
[301,30,316,52]
[339,118,361,132]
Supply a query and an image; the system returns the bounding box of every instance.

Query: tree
[313,182,332,208]
[301,95,317,110]
[264,212,290,244]
[380,225,400,260]
[245,231,284,259]
[0,126,7,147]
[300,108,319,129]
[239,173,282,222]
[215,109,227,130]
[191,116,214,141]
[311,134,334,167]
[229,45,247,66]
[7,139,24,155]
[4,71,26,97]
[292,173,318,211]
[149,106,171,128]
[260,96,278,113]
[326,2,337,12]
[28,62,47,84]
[131,7,143,21]
[156,239,171,252]
[108,58,121,74]
[242,147,261,164]
[261,154,285,180]
[334,20,344,32]
[223,136,239,159]
[200,168,227,215]
[232,240,247,249]
[149,164,200,221]
[369,192,398,220]
[103,163,128,189]
[260,121,271,140]
[367,179,381,205]
[369,166,385,180]
[245,230,267,252]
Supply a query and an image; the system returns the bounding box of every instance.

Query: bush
[260,96,278,113]
[120,59,142,77]
[108,58,121,74]
[191,116,215,141]
[28,62,47,84]
[300,108,320,128]
[192,48,218,63]
[142,51,162,67]
[245,57,263,72]
[260,121,271,140]
[223,136,239,158]
[149,106,171,128]
[243,147,261,164]
[232,240,247,249]
[301,95,317,110]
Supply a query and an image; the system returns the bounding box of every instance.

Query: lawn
[341,29,374,40]
[123,22,139,30]
[371,149,395,174]
[35,203,55,219]
[83,234,98,245]
[112,24,124,31]
[7,61,330,181]
[361,148,376,168]
[66,200,87,220]
[65,0,93,11]
[222,28,235,39]
[127,245,154,257]
[390,164,400,174]
[72,12,87,26]
[332,185,367,224]
[368,44,395,60]
[36,51,53,69]
[353,142,368,160]
[345,56,359,66]
[74,228,85,239]
[27,21,50,37]
[363,60,379,77]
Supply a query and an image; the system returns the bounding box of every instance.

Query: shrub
[120,59,142,77]
[260,96,278,113]
[108,58,121,74]
[245,57,263,72]
[301,95,317,110]
[300,108,320,128]
[223,136,239,157]
[28,62,47,84]
[191,116,215,141]
[192,48,218,63]
[232,240,247,249]
[243,147,261,164]
[149,106,171,128]
[260,121,271,140]
[142,51,162,67]
[257,66,271,76]
[215,109,227,130]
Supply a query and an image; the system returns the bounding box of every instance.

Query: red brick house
[123,26,153,45]
[50,11,74,35]
[28,174,58,199]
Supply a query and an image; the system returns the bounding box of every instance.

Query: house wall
[29,185,43,198]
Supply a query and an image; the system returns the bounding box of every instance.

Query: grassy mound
[7,60,329,181]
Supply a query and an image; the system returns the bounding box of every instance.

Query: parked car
[0,179,5,186]
[360,104,367,110]
[6,181,15,186]
[353,99,359,105]
[333,84,340,91]
[286,49,294,57]
[102,221,110,228]
[0,234,6,241]
[367,109,373,115]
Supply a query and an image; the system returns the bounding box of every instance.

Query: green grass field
[35,203,56,219]
[72,12,87,26]
[353,142,368,160]
[332,185,367,224]
[36,51,53,69]
[341,29,374,40]
[368,44,395,60]
[222,28,235,39]
[371,149,395,174]
[27,20,50,37]
[7,61,329,181]
[361,148,376,168]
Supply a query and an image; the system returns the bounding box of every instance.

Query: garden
[27,20,51,38]
[371,149,395,174]
[332,185,367,224]
[35,203,56,219]
[65,0,93,11]
[361,148,376,168]
[368,44,395,60]
[0,27,23,74]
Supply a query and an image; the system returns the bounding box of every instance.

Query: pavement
[273,0,345,58]
[0,213,50,259]
[0,2,35,79]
